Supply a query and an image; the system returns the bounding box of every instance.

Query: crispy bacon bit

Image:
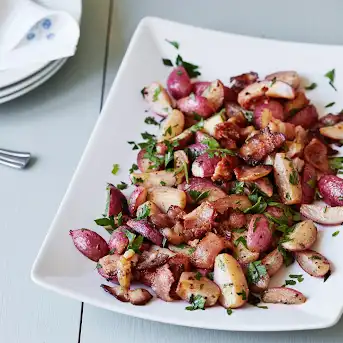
[191,232,225,269]
[211,156,237,182]
[128,288,153,305]
[151,264,175,302]
[319,113,343,127]
[168,254,191,298]
[167,205,187,222]
[183,202,216,241]
[239,127,286,165]
[136,250,171,271]
[234,165,273,181]
[304,138,330,172]
[214,121,241,141]
[101,284,129,302]
[230,71,259,92]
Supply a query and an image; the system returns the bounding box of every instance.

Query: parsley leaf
[137,203,150,220]
[231,181,245,195]
[185,294,206,311]
[289,169,299,185]
[94,217,113,227]
[128,141,139,150]
[165,39,179,49]
[243,195,267,214]
[278,245,294,267]
[116,182,128,190]
[206,148,236,158]
[175,55,201,78]
[325,69,337,90]
[129,163,139,174]
[189,190,210,203]
[195,272,202,280]
[144,116,159,125]
[325,102,335,108]
[160,181,166,186]
[247,261,267,284]
[111,164,120,175]
[332,230,340,237]
[207,272,214,281]
[234,236,248,249]
[329,157,343,172]
[282,279,296,287]
[237,290,247,300]
[152,86,161,102]
[243,110,254,123]
[202,137,220,149]
[226,308,233,315]
[305,82,317,90]
[162,58,173,66]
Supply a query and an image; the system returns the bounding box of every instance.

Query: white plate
[31,17,343,331]
[0,58,67,104]
[0,0,81,89]
[0,59,61,97]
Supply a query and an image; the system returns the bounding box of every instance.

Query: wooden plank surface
[0,1,110,342]
[81,0,343,342]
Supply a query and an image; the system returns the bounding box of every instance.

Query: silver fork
[0,149,31,169]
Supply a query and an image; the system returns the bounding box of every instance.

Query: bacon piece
[151,264,175,302]
[234,165,272,181]
[239,127,286,165]
[168,254,191,298]
[101,284,129,302]
[214,121,241,141]
[230,71,259,92]
[211,156,238,182]
[190,232,225,269]
[149,213,174,229]
[304,138,330,172]
[319,113,343,127]
[183,202,216,241]
[128,288,153,305]
[136,250,171,271]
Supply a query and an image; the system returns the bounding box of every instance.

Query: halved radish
[128,186,147,215]
[300,204,343,225]
[261,287,306,304]
[295,250,330,277]
[159,109,185,141]
[201,79,225,111]
[281,220,317,251]
[262,249,284,277]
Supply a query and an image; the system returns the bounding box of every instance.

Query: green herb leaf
[332,230,340,237]
[162,58,173,66]
[325,69,337,90]
[325,102,335,108]
[243,110,254,123]
[236,290,247,300]
[189,118,204,132]
[305,82,317,90]
[329,157,343,171]
[202,137,220,150]
[207,272,214,281]
[324,270,331,282]
[116,182,128,190]
[132,176,144,184]
[247,261,267,284]
[137,203,151,220]
[94,217,113,227]
[189,190,210,203]
[278,245,294,267]
[195,272,202,280]
[96,263,102,269]
[270,77,277,86]
[160,181,166,186]
[128,141,139,150]
[226,308,233,315]
[144,116,159,125]
[282,279,296,287]
[206,148,236,158]
[111,164,120,175]
[129,163,139,174]
[289,169,299,185]
[165,39,179,49]
[230,181,245,195]
[175,54,201,78]
[185,294,206,311]
[153,86,162,102]
[243,196,267,214]
[234,236,248,249]
[141,87,147,98]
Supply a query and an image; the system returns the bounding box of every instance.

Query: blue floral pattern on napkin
[26,17,55,41]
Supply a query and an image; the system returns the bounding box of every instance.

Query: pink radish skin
[167,66,193,100]
[295,250,330,277]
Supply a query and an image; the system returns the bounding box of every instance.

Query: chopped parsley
[282,280,296,287]
[237,290,247,300]
[270,77,277,86]
[136,203,150,220]
[247,261,267,284]
[194,272,202,281]
[207,272,214,280]
[206,148,236,158]
[132,176,144,184]
[289,274,304,282]
[152,86,161,102]
[231,181,245,195]
[94,217,114,227]
[332,230,340,237]
[140,87,147,98]
[185,294,206,311]
[289,169,299,185]
[160,181,166,186]
[128,141,139,150]
[226,308,233,315]
[96,263,102,269]
[202,137,220,150]
[243,110,254,123]
[189,118,205,132]
[325,102,335,108]
[125,230,144,253]
[329,157,343,171]
[116,182,128,190]
[305,82,317,90]
[234,236,248,249]
[129,163,139,174]
[165,39,179,49]
[144,116,159,125]
[278,245,294,267]
[111,164,120,175]
[189,190,210,203]
[325,69,337,91]
[175,243,196,255]
[162,58,173,66]
[175,54,201,78]
[243,195,267,214]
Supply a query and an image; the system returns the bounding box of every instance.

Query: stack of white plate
[0,0,82,104]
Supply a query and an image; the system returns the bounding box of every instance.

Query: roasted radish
[261,287,306,304]
[295,250,330,278]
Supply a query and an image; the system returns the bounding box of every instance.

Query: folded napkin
[0,0,80,70]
